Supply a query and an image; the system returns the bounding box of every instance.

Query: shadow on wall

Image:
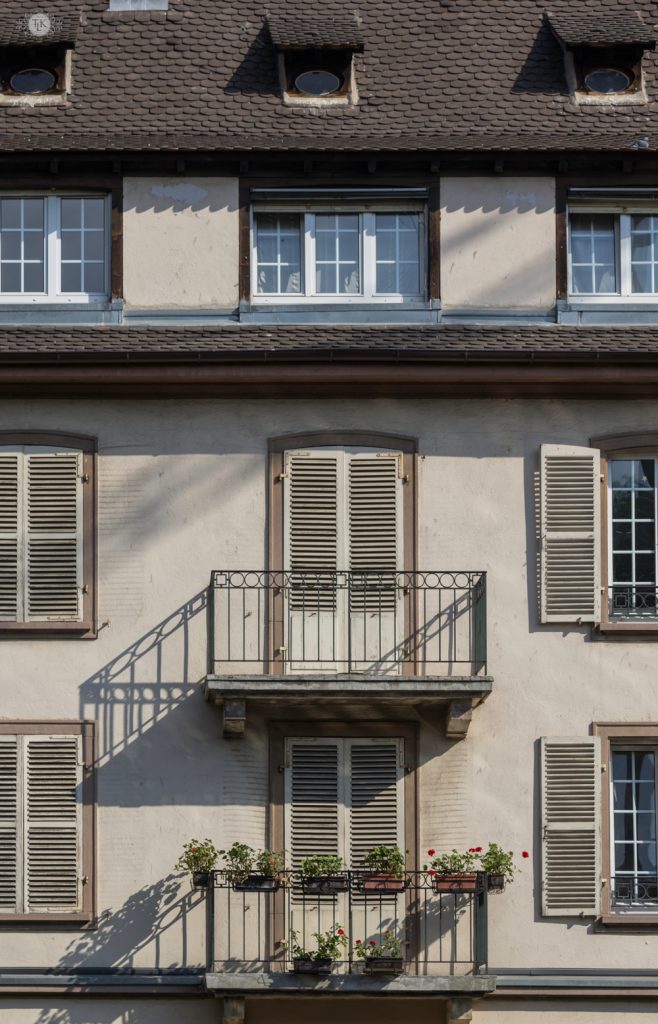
[122,183,238,216]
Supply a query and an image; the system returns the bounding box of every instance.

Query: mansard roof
[0,0,657,152]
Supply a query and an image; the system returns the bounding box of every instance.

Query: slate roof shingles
[546,10,656,48]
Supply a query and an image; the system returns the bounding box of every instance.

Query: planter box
[232,873,281,893]
[292,957,334,976]
[301,875,349,896]
[432,872,479,893]
[487,873,506,893]
[192,870,210,888]
[363,956,405,975]
[362,873,407,893]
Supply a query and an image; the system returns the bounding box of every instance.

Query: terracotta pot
[362,873,407,893]
[292,957,333,976]
[431,872,478,892]
[301,874,350,895]
[363,956,404,975]
[232,873,281,893]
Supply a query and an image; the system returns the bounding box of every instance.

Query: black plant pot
[363,956,404,975]
[232,873,281,893]
[293,957,333,976]
[192,870,210,887]
[487,873,506,893]
[302,874,350,895]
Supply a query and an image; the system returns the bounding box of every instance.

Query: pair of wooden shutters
[0,447,84,622]
[0,735,82,914]
[284,737,405,871]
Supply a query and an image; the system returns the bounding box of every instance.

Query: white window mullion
[619,215,631,296]
[362,213,375,299]
[304,214,314,297]
[17,450,27,622]
[47,196,59,300]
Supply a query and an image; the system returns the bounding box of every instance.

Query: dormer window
[546,11,655,104]
[267,16,363,107]
[9,67,57,95]
[0,13,78,106]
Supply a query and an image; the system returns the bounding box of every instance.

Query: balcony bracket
[448,999,473,1023]
[223,997,245,1024]
[446,699,473,740]
[222,699,246,738]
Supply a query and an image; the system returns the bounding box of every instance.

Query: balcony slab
[204,674,493,737]
[205,971,496,998]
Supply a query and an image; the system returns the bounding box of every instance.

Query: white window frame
[251,202,426,304]
[607,455,658,619]
[609,745,658,912]
[0,193,111,305]
[568,203,658,304]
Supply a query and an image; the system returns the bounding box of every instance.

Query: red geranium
[428,869,436,875]
[522,850,530,858]
[355,939,362,945]
[337,929,345,935]
[369,940,377,946]
[475,847,483,852]
[427,848,436,857]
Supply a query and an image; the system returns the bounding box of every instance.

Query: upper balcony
[204,570,492,737]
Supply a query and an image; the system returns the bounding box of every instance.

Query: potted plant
[354,931,404,974]
[299,854,349,895]
[287,926,347,975]
[219,842,286,892]
[425,848,479,892]
[479,842,514,893]
[175,838,219,887]
[360,845,407,893]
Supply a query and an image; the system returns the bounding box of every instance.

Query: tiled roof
[546,10,656,48]
[0,11,81,47]
[2,324,658,360]
[0,0,658,152]
[267,15,364,51]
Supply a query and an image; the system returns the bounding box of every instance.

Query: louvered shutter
[0,738,18,911]
[286,451,340,606]
[25,736,82,912]
[541,737,601,917]
[540,444,601,624]
[348,453,401,611]
[0,454,19,621]
[286,740,342,871]
[25,452,82,621]
[348,740,404,867]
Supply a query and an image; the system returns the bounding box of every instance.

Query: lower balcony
[205,570,492,737]
[203,870,495,1000]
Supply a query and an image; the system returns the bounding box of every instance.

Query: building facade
[2,1,658,1022]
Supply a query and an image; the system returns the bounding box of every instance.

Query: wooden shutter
[540,444,601,624]
[285,739,342,870]
[348,740,404,867]
[285,451,340,610]
[25,453,82,621]
[348,454,401,611]
[0,738,18,911]
[0,454,20,621]
[25,736,82,912]
[541,736,601,917]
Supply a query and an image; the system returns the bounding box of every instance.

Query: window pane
[316,263,336,293]
[615,844,634,871]
[376,264,396,293]
[23,232,43,262]
[281,266,301,293]
[613,522,632,550]
[632,264,652,293]
[570,213,617,294]
[60,199,81,229]
[23,199,44,230]
[376,229,396,261]
[0,199,21,230]
[85,232,105,261]
[636,522,655,549]
[614,811,634,840]
[611,460,633,488]
[638,844,657,872]
[637,781,657,810]
[0,263,20,292]
[637,752,656,781]
[640,461,655,488]
[316,230,336,262]
[83,198,105,230]
[613,553,632,580]
[594,265,616,292]
[23,263,44,292]
[339,231,359,265]
[613,780,634,810]
[257,266,277,294]
[1,233,20,261]
[637,813,657,841]
[339,265,359,294]
[631,215,658,295]
[399,262,420,294]
[571,265,593,294]
[61,263,81,292]
[83,263,105,294]
[61,232,81,261]
[613,490,631,517]
[255,214,301,295]
[613,751,633,780]
[636,490,655,518]
[635,553,655,583]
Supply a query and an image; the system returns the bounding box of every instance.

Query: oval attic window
[584,67,632,94]
[9,68,56,95]
[294,69,342,96]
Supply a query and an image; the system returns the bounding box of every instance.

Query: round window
[584,67,632,94]
[294,70,342,96]
[9,68,57,95]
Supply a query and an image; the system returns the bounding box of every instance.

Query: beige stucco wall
[2,397,658,1004]
[0,999,218,1023]
[473,1001,658,1022]
[122,177,239,309]
[440,176,556,308]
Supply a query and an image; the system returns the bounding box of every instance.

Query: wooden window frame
[0,719,95,925]
[268,432,417,673]
[594,722,658,925]
[0,431,97,638]
[593,432,658,633]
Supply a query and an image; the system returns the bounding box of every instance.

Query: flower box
[292,957,334,976]
[431,872,478,893]
[192,870,210,888]
[232,873,281,893]
[487,873,506,893]
[362,873,407,893]
[301,874,350,896]
[363,956,405,975]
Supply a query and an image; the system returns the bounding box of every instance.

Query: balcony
[204,570,492,737]
[203,870,495,1000]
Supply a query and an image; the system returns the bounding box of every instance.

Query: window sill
[0,912,93,925]
[600,913,658,926]
[239,300,440,325]
[598,620,658,634]
[0,621,96,639]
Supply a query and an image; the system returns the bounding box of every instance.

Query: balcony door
[282,447,404,673]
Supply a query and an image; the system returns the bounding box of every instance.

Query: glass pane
[256,213,278,233]
[0,199,21,230]
[631,232,652,261]
[84,231,105,261]
[632,264,653,293]
[613,522,632,550]
[637,490,655,518]
[60,199,81,229]
[316,263,337,293]
[637,814,657,841]
[281,265,301,293]
[611,461,634,488]
[571,235,592,263]
[83,198,105,230]
[339,265,360,294]
[595,264,616,292]
[399,227,419,262]
[61,232,81,261]
[635,553,655,583]
[636,522,655,549]
[634,215,653,232]
[615,844,634,871]
[613,553,632,580]
[594,235,615,263]
[572,265,593,294]
[638,844,657,872]
[23,262,44,293]
[1,233,20,261]
[614,811,634,840]
[0,263,20,292]
[613,490,631,517]
[640,461,655,488]
[83,263,105,293]
[613,781,634,810]
[23,199,44,230]
[61,263,81,292]
[637,752,656,782]
[316,230,336,262]
[257,234,278,263]
[637,782,657,810]
[376,264,396,293]
[256,266,277,294]
[399,262,420,295]
[338,214,358,232]
[376,229,396,262]
[613,751,633,780]
[376,214,396,230]
[23,232,43,262]
[338,233,359,264]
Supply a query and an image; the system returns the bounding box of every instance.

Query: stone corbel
[447,998,473,1023]
[445,699,473,739]
[222,698,246,737]
[223,996,245,1024]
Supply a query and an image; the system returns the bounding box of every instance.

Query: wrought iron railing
[612,875,658,908]
[204,870,488,975]
[609,585,658,619]
[209,570,487,675]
